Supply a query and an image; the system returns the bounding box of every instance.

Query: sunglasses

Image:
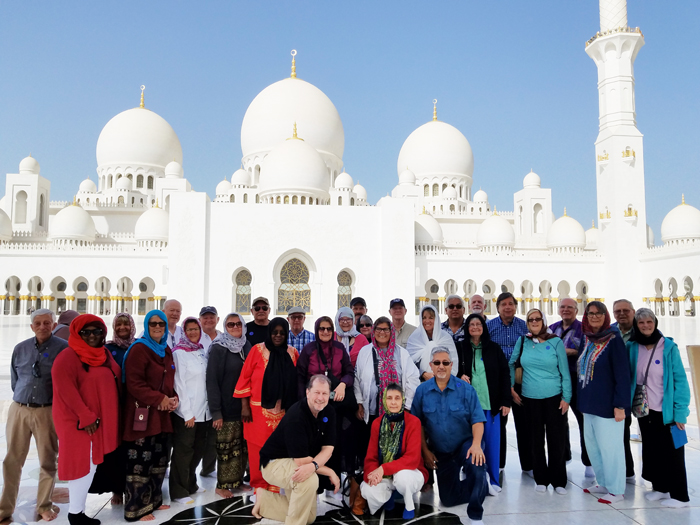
[253,305,269,312]
[359,323,372,328]
[587,312,604,318]
[432,360,452,367]
[79,328,105,337]
[318,326,334,332]
[527,317,543,323]
[148,321,166,327]
[226,321,243,328]
[32,360,42,378]
[446,304,463,309]
[374,327,391,333]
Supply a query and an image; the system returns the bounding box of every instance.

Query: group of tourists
[0,292,691,525]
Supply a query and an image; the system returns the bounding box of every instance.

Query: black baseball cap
[199,306,218,316]
[389,298,405,308]
[350,297,366,307]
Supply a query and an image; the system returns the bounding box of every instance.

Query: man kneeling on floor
[253,374,340,525]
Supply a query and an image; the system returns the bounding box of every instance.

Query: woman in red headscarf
[52,314,121,525]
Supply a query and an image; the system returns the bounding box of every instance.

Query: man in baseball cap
[389,298,416,348]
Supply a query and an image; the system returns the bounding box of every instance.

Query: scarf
[582,305,614,342]
[212,313,248,353]
[314,317,336,375]
[629,317,663,346]
[122,310,168,382]
[68,314,108,367]
[406,305,458,375]
[173,317,204,352]
[261,317,298,410]
[108,312,136,349]
[372,324,400,417]
[378,388,405,467]
[525,308,557,342]
[335,307,360,353]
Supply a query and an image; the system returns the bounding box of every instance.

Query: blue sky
[1,1,698,239]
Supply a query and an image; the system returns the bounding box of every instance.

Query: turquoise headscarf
[121,310,169,382]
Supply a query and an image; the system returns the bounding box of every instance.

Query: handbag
[632,344,657,418]
[132,367,167,431]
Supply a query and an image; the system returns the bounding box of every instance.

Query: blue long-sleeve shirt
[509,336,572,402]
[486,316,528,361]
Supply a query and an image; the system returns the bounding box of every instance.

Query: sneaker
[485,472,500,496]
[535,485,547,493]
[584,485,607,494]
[555,487,567,495]
[598,493,623,504]
[645,491,670,501]
[660,499,689,508]
[584,466,595,478]
[173,497,194,504]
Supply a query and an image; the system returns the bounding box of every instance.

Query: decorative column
[0,295,6,315]
[66,295,76,311]
[20,295,29,315]
[132,296,140,315]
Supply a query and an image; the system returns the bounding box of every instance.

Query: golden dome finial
[140,85,145,108]
[154,199,160,209]
[72,195,77,206]
[682,194,686,205]
[287,122,304,141]
[433,99,438,121]
[290,50,297,79]
[493,205,498,216]
[592,220,596,229]
[564,207,567,217]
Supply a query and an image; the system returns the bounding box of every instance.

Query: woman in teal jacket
[628,308,690,508]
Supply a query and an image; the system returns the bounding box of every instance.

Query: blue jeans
[434,439,488,520]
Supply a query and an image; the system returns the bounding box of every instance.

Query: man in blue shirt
[412,347,487,524]
[486,293,529,473]
[287,307,315,352]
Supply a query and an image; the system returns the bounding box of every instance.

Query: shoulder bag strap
[641,344,658,386]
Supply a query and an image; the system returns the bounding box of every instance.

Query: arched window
[14,191,27,224]
[230,194,235,203]
[533,203,543,234]
[255,195,259,203]
[519,206,523,234]
[350,198,355,206]
[118,196,125,204]
[127,173,133,180]
[337,271,352,308]
[432,184,439,196]
[117,173,122,180]
[277,258,311,314]
[338,196,342,205]
[235,270,252,312]
[301,196,306,205]
[39,194,45,226]
[243,193,248,203]
[459,186,462,198]
[292,196,298,204]
[284,195,289,204]
[276,196,281,204]
[424,185,429,197]
[136,175,144,188]
[442,183,447,192]
[147,176,154,190]
[450,204,455,212]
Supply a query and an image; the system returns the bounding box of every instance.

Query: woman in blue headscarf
[122,310,179,522]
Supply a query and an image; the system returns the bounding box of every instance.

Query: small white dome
[660,199,700,244]
[443,186,457,199]
[415,214,444,245]
[585,224,599,250]
[135,207,169,242]
[523,170,541,189]
[258,138,329,197]
[398,169,416,185]
[473,189,488,203]
[115,176,133,191]
[647,224,655,247]
[79,178,97,193]
[353,183,367,201]
[50,205,96,242]
[547,214,586,249]
[335,171,353,189]
[96,107,182,170]
[477,214,515,248]
[216,179,232,195]
[231,168,249,186]
[165,160,184,179]
[19,155,40,175]
[0,208,12,242]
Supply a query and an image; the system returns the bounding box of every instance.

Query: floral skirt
[124,433,169,521]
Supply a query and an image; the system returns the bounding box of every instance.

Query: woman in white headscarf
[334,306,369,368]
[406,305,458,381]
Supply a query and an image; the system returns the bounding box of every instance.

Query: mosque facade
[1,1,699,328]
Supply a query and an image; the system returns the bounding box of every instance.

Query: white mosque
[1,1,699,328]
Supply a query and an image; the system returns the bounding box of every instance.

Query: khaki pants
[0,403,58,519]
[260,459,318,525]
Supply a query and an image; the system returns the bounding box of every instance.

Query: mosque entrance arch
[653,278,664,316]
[682,276,695,316]
[668,278,679,317]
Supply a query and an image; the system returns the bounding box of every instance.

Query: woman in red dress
[234,317,298,495]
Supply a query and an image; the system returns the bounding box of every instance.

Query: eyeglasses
[318,326,334,332]
[359,323,372,328]
[79,328,105,337]
[587,312,604,318]
[148,321,166,327]
[446,304,463,310]
[253,305,269,312]
[374,327,391,333]
[527,317,543,323]
[289,315,304,320]
[339,317,353,323]
[432,360,452,367]
[185,327,200,333]
[226,321,243,328]
[32,360,42,378]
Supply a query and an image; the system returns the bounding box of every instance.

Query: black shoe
[68,512,100,525]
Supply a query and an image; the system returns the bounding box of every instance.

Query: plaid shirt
[288,329,315,353]
[441,319,467,344]
[486,316,528,361]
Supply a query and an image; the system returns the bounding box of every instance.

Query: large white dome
[477,214,515,248]
[51,205,96,242]
[19,155,40,175]
[585,224,599,250]
[135,207,169,242]
[473,189,488,203]
[661,198,700,244]
[353,183,367,201]
[115,176,133,191]
[96,107,182,169]
[241,78,344,161]
[415,214,444,245]
[258,138,330,198]
[216,178,232,195]
[335,171,353,189]
[79,178,97,193]
[231,168,249,186]
[397,120,474,181]
[0,208,12,242]
[165,160,184,179]
[547,214,586,249]
[523,170,541,188]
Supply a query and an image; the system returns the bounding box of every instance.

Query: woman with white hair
[628,308,690,508]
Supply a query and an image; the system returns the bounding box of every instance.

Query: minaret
[586,1,647,301]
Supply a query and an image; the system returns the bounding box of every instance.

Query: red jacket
[363,411,428,483]
[52,348,121,480]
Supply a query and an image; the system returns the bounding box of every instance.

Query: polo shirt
[411,375,485,455]
[259,399,336,468]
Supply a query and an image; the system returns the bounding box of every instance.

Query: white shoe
[173,497,194,504]
[626,475,636,485]
[555,487,567,495]
[645,491,670,501]
[470,520,485,525]
[535,485,546,493]
[485,472,500,496]
[584,466,595,478]
[598,493,623,504]
[584,485,608,494]
[660,498,689,508]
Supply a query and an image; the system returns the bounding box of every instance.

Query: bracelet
[311,460,319,471]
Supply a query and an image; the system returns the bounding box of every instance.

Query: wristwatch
[311,461,319,471]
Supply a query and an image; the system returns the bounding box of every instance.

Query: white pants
[68,445,97,514]
[360,469,424,514]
